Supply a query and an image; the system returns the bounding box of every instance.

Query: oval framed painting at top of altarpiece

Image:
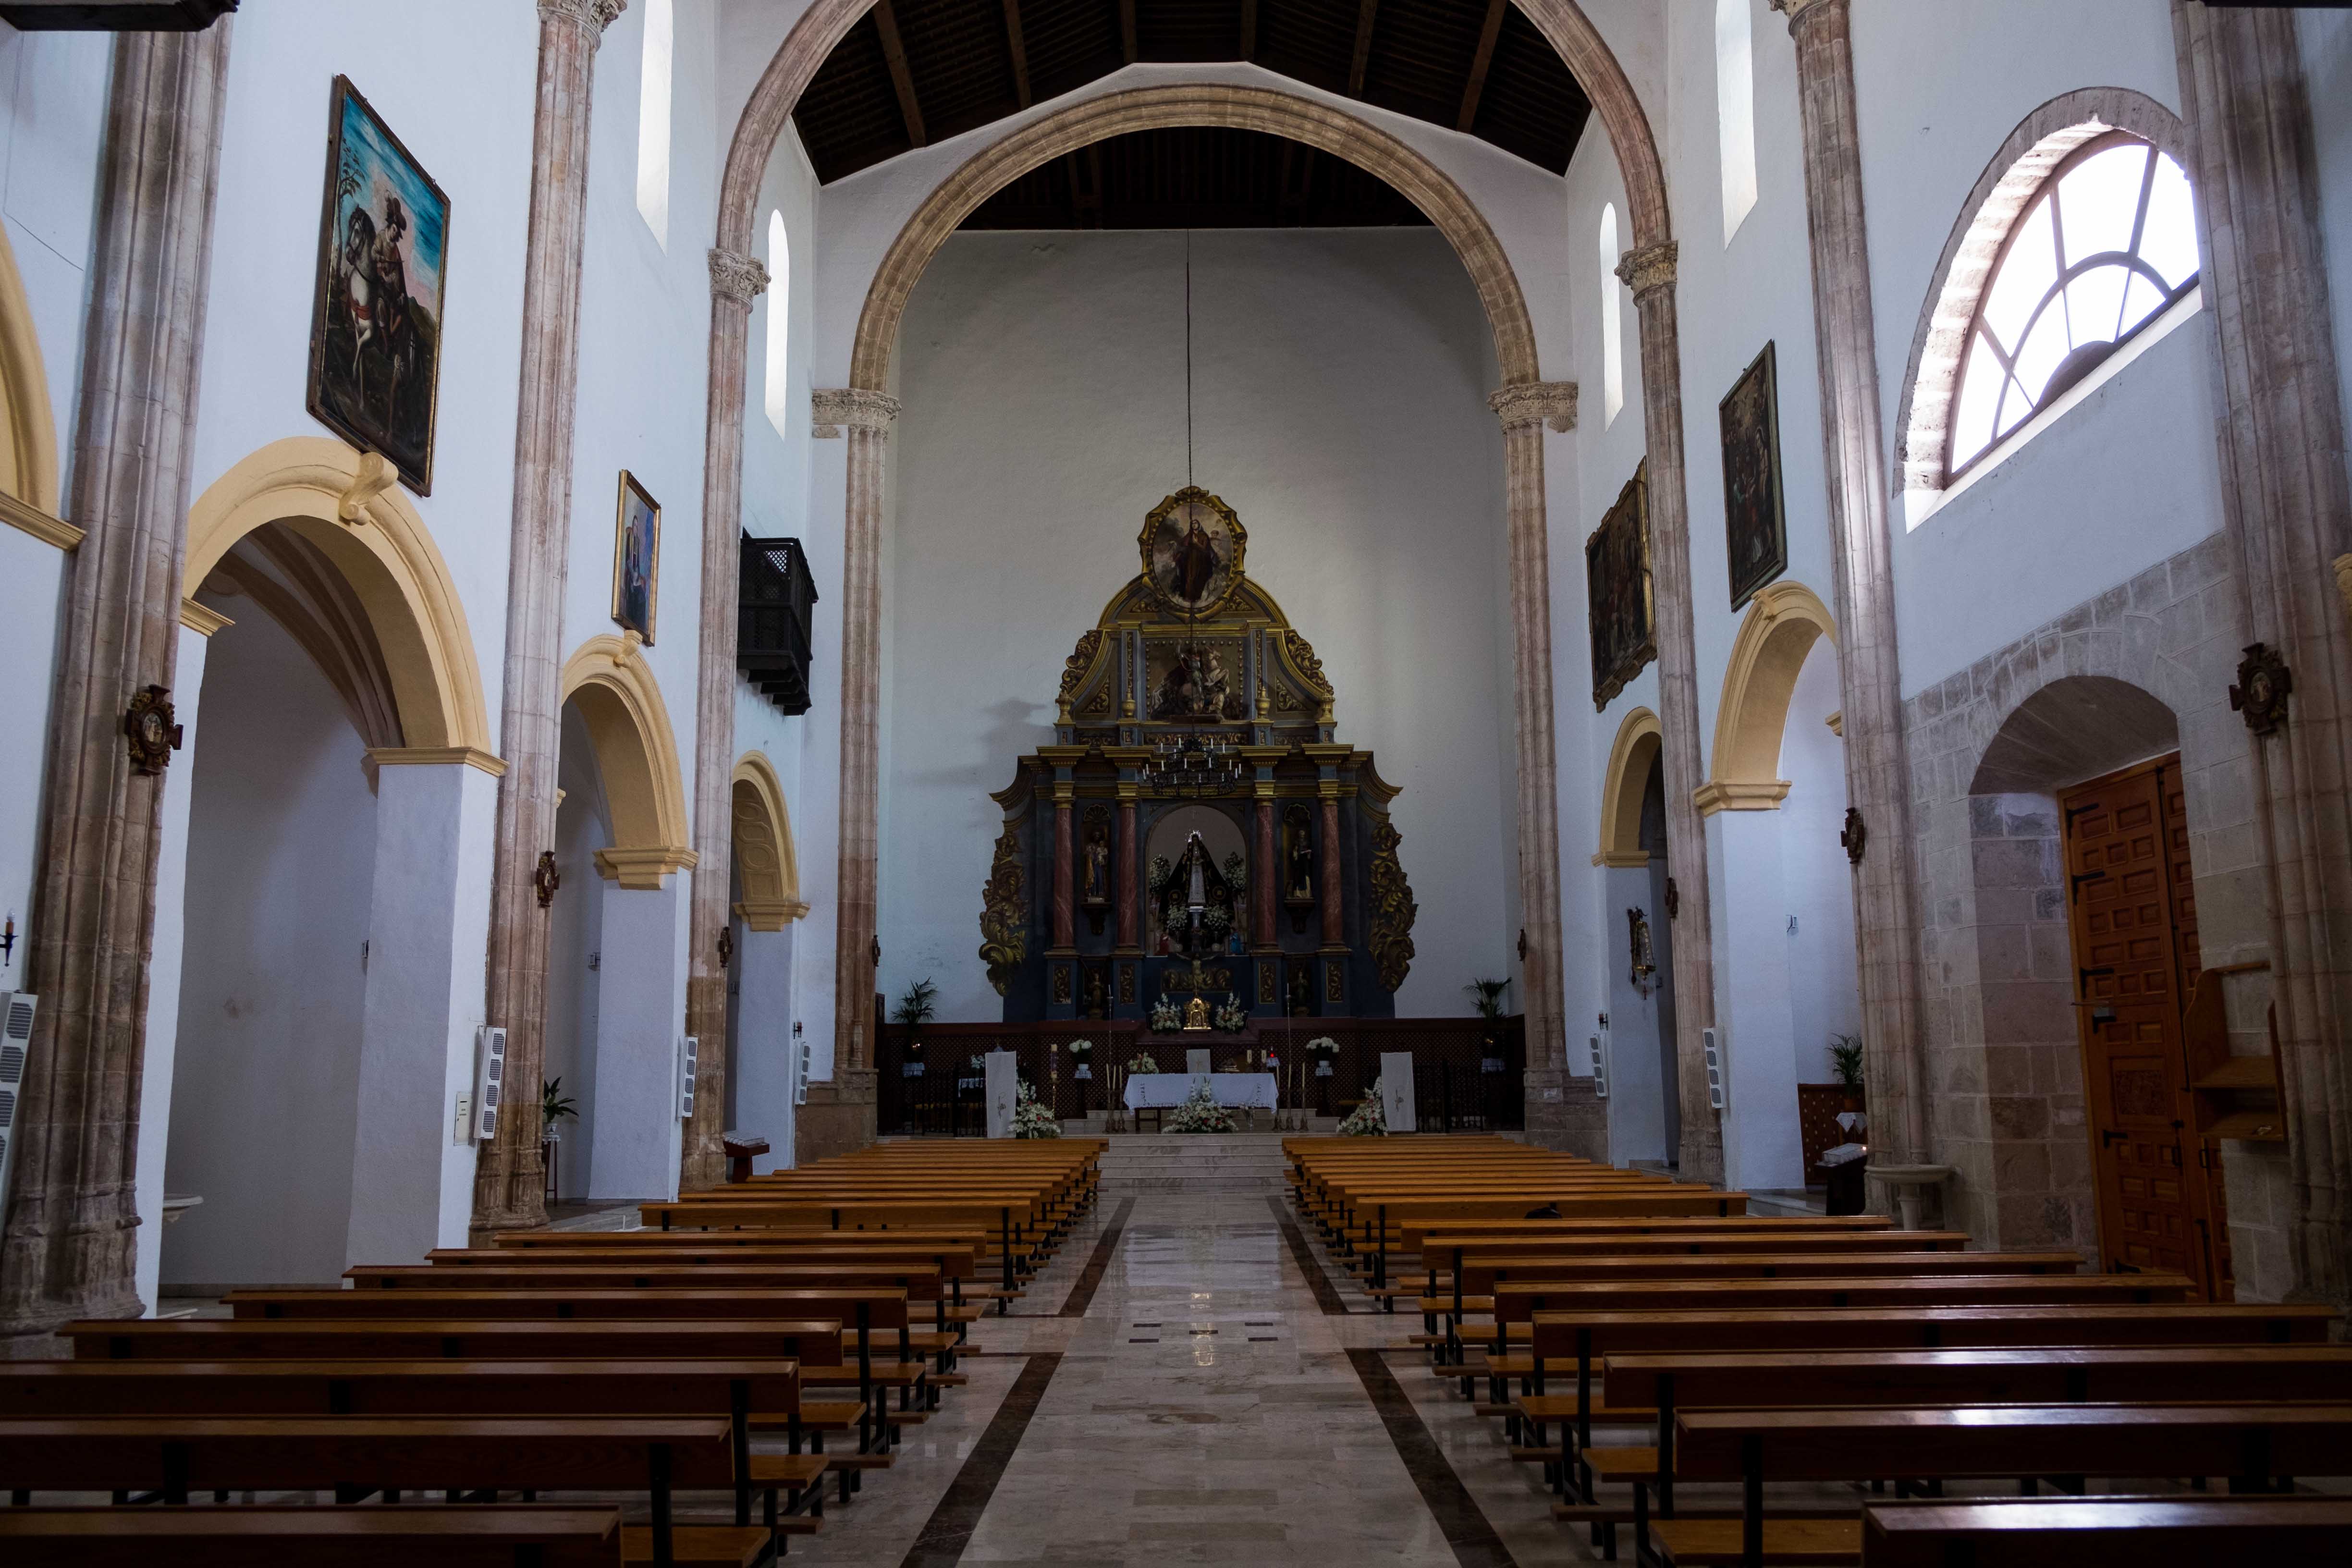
[307,75,449,496]
[1139,487,1247,617]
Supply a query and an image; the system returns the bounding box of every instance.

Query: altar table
[1122,1072,1278,1111]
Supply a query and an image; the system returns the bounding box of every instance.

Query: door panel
[2061,758,2225,1295]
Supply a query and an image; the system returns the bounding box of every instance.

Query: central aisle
[790,1188,1586,1567]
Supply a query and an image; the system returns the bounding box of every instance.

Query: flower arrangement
[1338,1077,1386,1136]
[1305,1037,1339,1059]
[1065,1039,1093,1061]
[1150,998,1183,1032]
[1214,993,1248,1032]
[1162,1078,1240,1134]
[1127,1051,1161,1074]
[1012,1080,1060,1139]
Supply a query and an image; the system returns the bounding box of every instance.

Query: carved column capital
[1488,381,1579,433]
[538,0,628,37]
[1770,0,1843,31]
[812,388,903,438]
[707,246,771,306]
[1615,241,1678,303]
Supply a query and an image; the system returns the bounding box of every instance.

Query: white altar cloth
[1123,1072,1277,1111]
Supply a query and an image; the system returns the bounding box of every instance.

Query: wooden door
[2060,756,2226,1296]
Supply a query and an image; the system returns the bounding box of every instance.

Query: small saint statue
[1183,994,1211,1031]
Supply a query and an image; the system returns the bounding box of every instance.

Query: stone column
[1488,384,1577,1080]
[0,22,232,1351]
[681,244,769,1193]
[1252,791,1276,949]
[1116,789,1141,951]
[1318,791,1344,950]
[1775,0,1930,1167]
[822,389,902,1077]
[1617,241,1724,1183]
[2172,0,2352,1310]
[471,0,625,1241]
[1051,783,1076,950]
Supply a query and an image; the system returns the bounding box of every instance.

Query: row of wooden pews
[0,1139,1102,1566]
[1283,1135,2352,1566]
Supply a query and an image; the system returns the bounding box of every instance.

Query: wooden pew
[1668,1403,2352,1568]
[0,1358,820,1532]
[0,1506,627,1567]
[0,1417,746,1568]
[1860,1495,2352,1567]
[65,1318,845,1368]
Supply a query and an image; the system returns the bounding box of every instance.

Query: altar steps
[1092,1129,1304,1193]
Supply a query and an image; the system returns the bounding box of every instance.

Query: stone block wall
[1900,536,2292,1291]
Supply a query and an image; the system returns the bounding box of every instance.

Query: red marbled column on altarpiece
[1319,795,1344,948]
[1115,796,1139,949]
[1052,788,1075,950]
[1254,795,1277,946]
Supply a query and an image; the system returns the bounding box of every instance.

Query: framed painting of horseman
[307,76,448,494]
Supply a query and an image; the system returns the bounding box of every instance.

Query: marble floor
[782,1190,1605,1567]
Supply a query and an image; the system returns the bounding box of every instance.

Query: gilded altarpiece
[980,489,1415,1025]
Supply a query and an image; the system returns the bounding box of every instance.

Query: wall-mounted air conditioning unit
[473,1025,507,1142]
[1588,1031,1609,1100]
[1702,1027,1726,1111]
[677,1035,699,1119]
[0,992,36,1219]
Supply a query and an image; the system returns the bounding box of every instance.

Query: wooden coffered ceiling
[793,0,1594,204]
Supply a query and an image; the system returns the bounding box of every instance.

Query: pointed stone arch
[848,84,1539,391]
[1596,707,1662,868]
[1697,581,1839,815]
[184,437,494,759]
[561,633,695,888]
[731,750,805,929]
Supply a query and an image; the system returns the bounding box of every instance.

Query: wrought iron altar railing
[876,1016,1524,1132]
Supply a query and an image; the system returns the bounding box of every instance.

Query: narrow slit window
[636,0,674,247]
[1600,203,1624,427]
[764,210,791,441]
[1715,0,1757,245]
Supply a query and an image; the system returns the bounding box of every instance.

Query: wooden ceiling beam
[870,0,928,148]
[1239,0,1256,60]
[1348,0,1379,98]
[1002,0,1032,109]
[1456,0,1506,133]
[1119,0,1137,64]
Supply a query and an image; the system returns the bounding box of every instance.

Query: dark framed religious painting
[1719,341,1788,610]
[1586,460,1655,711]
[612,471,662,645]
[1139,487,1247,616]
[307,77,449,496]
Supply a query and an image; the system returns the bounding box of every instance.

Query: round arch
[184,437,493,757]
[0,218,59,521]
[730,750,806,929]
[848,83,1539,390]
[716,0,1669,256]
[1596,707,1662,868]
[1696,581,1839,815]
[1893,87,2191,500]
[561,633,695,888]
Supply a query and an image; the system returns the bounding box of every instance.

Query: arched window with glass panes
[1948,132,2199,478]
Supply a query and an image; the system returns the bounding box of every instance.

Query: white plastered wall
[882,227,1511,1021]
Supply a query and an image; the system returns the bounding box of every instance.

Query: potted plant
[1828,1034,1865,1112]
[539,1078,577,1204]
[1466,976,1511,1070]
[894,979,938,1072]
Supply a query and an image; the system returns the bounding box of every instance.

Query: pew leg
[13,1491,30,1507]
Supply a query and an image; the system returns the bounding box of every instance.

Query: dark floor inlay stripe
[1265,1194,1355,1315]
[897,1351,1063,1568]
[1347,1347,1519,1568]
[1056,1197,1136,1317]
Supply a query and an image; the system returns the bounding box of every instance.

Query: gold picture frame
[612,470,661,645]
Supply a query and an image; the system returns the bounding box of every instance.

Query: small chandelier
[1140,229,1242,802]
[1145,723,1243,795]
